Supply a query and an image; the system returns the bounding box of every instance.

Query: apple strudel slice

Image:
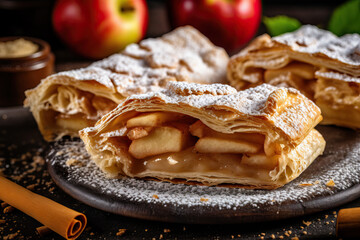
[80,82,325,189]
[227,25,360,128]
[25,26,229,141]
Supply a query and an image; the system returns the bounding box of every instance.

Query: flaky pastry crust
[80,82,325,189]
[227,25,360,128]
[25,26,229,141]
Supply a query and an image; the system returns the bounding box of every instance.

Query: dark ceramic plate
[47,126,360,224]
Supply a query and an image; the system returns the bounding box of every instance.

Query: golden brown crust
[227,25,360,128]
[25,26,229,141]
[80,82,325,189]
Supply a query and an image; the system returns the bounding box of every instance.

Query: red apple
[53,0,148,59]
[168,0,261,53]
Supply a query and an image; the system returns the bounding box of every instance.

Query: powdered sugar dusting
[315,70,360,83]
[40,26,229,99]
[274,25,360,66]
[53,67,116,90]
[48,126,360,213]
[125,82,315,121]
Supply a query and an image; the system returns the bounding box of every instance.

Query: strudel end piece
[25,26,229,141]
[227,25,360,128]
[80,82,325,189]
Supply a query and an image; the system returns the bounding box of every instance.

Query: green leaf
[328,0,360,36]
[263,16,302,37]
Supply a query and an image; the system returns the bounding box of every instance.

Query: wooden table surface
[1,1,358,239]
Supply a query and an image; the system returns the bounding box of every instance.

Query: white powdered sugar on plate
[48,126,360,215]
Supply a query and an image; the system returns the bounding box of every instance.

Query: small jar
[0,37,54,107]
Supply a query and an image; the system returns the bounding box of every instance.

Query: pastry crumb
[326,179,335,187]
[299,183,313,186]
[291,237,299,240]
[3,232,18,240]
[303,220,311,226]
[152,194,159,199]
[36,226,52,237]
[0,219,5,224]
[3,206,14,213]
[66,158,79,167]
[116,229,126,236]
[200,198,209,202]
[163,229,170,233]
[1,202,9,208]
[270,234,275,239]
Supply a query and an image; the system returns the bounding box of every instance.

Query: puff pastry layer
[25,26,229,141]
[228,25,360,128]
[80,82,325,189]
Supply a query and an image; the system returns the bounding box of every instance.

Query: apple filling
[314,77,360,128]
[263,61,317,99]
[47,85,118,134]
[112,111,280,183]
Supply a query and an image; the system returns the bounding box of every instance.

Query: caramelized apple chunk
[195,137,261,154]
[126,112,183,128]
[56,114,92,132]
[127,127,152,140]
[264,62,315,82]
[129,125,191,159]
[242,154,278,169]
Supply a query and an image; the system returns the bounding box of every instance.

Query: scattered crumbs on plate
[66,158,79,167]
[299,183,313,187]
[326,179,335,187]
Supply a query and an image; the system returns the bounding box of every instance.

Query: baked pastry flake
[80,82,325,189]
[25,26,229,141]
[227,25,360,128]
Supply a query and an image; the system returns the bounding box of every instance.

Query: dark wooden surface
[1,1,358,239]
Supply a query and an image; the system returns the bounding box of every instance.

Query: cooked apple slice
[264,62,315,82]
[126,112,183,128]
[241,154,278,169]
[189,120,206,137]
[129,125,190,159]
[195,137,261,154]
[190,120,265,144]
[56,114,93,132]
[127,127,152,140]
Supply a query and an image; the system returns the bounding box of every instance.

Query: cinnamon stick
[336,207,360,239]
[0,176,86,240]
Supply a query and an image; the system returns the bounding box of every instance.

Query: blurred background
[0,0,355,106]
[0,0,349,57]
